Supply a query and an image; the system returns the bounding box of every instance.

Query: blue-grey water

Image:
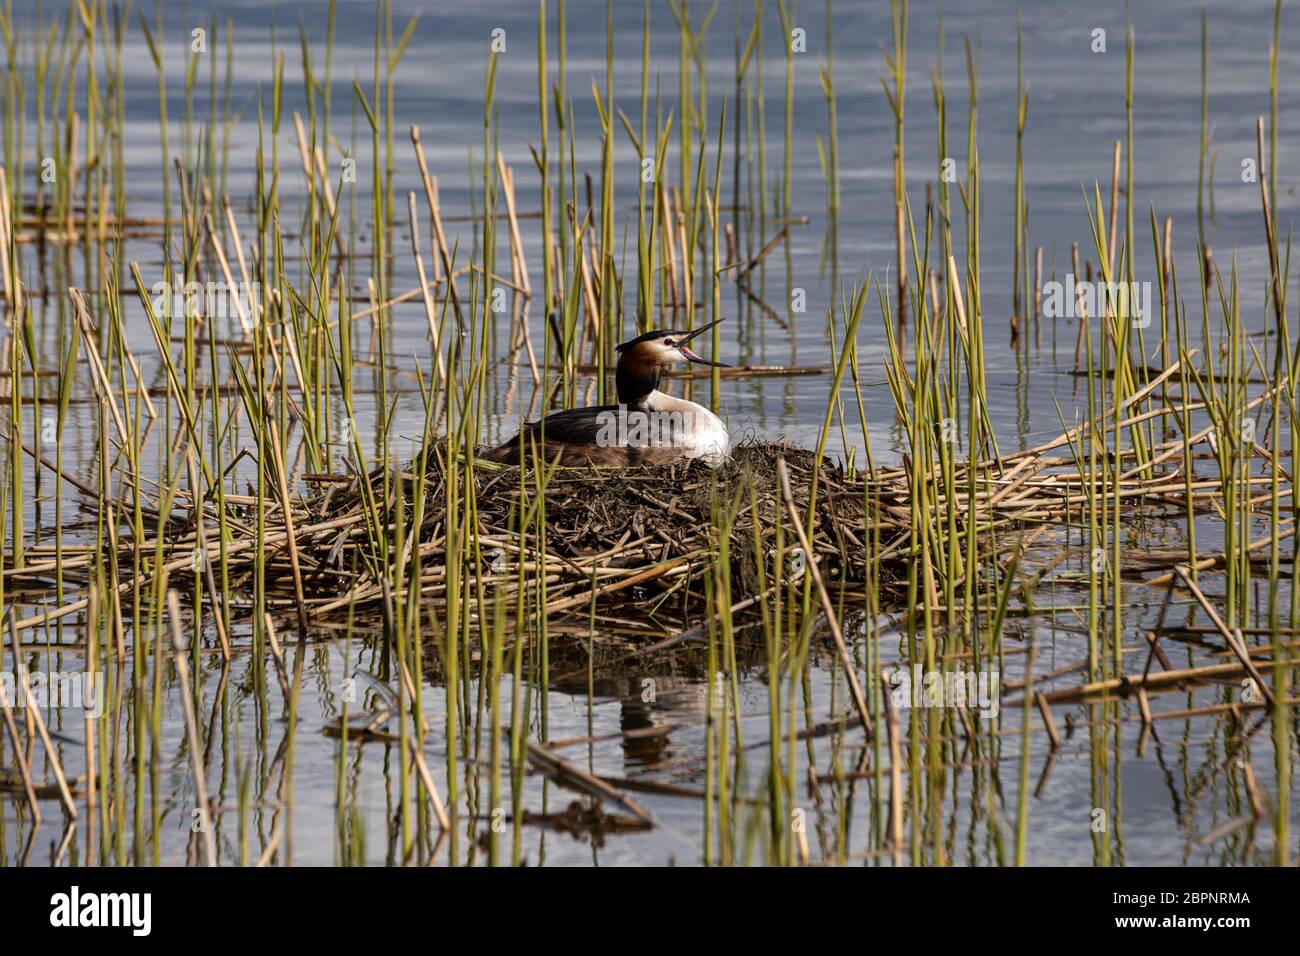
[2,0,1298,866]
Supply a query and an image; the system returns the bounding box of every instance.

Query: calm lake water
[2,0,1299,865]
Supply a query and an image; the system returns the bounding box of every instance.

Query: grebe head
[615,318,730,368]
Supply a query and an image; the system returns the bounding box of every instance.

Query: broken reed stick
[776,457,874,741]
[1137,687,1153,726]
[733,225,786,279]
[1025,658,1298,708]
[1240,759,1264,820]
[222,198,258,324]
[1035,691,1061,750]
[263,612,293,703]
[1256,117,1283,323]
[7,616,77,818]
[525,739,654,826]
[496,151,531,296]
[349,279,442,321]
[407,736,452,832]
[312,145,349,261]
[68,289,128,444]
[410,125,465,332]
[203,210,252,335]
[1174,565,1276,707]
[406,191,447,381]
[0,622,42,826]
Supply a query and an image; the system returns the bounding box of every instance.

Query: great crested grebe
[483,318,731,467]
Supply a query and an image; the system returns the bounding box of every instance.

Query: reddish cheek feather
[628,354,661,378]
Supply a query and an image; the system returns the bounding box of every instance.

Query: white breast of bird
[642,389,730,467]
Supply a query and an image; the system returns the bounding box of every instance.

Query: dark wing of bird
[481,405,619,464]
[481,405,684,466]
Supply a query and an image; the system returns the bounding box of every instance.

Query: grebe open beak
[677,318,730,367]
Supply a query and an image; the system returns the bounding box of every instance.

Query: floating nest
[295,439,889,632]
[470,440,877,590]
[10,387,1300,738]
[16,385,1279,661]
[273,384,1293,640]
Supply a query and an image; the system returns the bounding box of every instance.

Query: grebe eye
[663,338,675,347]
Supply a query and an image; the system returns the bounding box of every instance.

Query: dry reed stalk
[166,589,218,866]
[525,739,655,825]
[8,617,77,818]
[1174,565,1276,707]
[406,191,447,381]
[203,210,253,334]
[410,125,465,330]
[0,634,41,826]
[496,152,531,295]
[68,289,128,443]
[776,457,873,739]
[1035,691,1060,749]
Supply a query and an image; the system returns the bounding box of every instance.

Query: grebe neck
[615,352,663,408]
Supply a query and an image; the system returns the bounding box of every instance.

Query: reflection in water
[616,677,673,770]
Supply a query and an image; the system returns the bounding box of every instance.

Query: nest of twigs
[98,379,1283,649]
[459,439,883,607]
[254,438,888,638]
